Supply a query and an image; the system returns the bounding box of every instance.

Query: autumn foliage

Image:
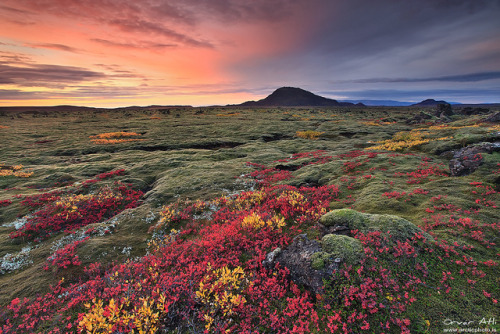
[0,150,498,333]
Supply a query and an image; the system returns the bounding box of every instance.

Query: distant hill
[0,105,192,114]
[236,87,356,107]
[411,99,450,106]
[345,100,415,106]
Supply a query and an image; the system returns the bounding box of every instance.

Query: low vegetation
[0,105,498,333]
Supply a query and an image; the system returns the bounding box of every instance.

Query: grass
[0,105,498,333]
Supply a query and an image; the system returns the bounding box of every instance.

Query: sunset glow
[1,0,499,107]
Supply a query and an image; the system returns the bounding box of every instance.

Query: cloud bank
[0,0,499,106]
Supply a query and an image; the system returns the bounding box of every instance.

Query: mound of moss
[320,208,367,229]
[320,208,433,242]
[311,234,364,270]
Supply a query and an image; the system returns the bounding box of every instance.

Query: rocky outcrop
[435,103,453,118]
[263,234,341,294]
[484,112,500,123]
[458,107,490,116]
[406,111,433,125]
[319,209,433,242]
[264,210,431,294]
[449,142,500,176]
[406,103,453,124]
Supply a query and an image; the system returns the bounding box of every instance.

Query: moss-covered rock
[319,209,433,242]
[310,251,331,270]
[321,234,363,264]
[366,214,432,241]
[320,208,367,229]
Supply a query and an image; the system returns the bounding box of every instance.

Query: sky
[0,0,499,107]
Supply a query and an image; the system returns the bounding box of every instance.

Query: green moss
[319,208,367,229]
[367,214,433,241]
[321,234,363,264]
[0,106,498,326]
[320,209,433,242]
[310,251,331,270]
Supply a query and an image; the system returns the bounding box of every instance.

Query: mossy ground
[0,105,499,331]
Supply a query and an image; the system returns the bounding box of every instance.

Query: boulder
[405,111,433,125]
[264,209,433,293]
[320,209,433,242]
[449,142,500,176]
[435,103,453,118]
[484,112,500,123]
[458,107,490,116]
[320,234,363,264]
[263,234,340,294]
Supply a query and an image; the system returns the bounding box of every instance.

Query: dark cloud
[184,0,301,22]
[320,88,500,103]
[347,72,500,84]
[91,63,146,80]
[225,0,500,103]
[91,38,177,50]
[0,0,212,47]
[0,5,32,15]
[299,0,500,56]
[0,51,35,65]
[0,0,301,48]
[0,88,137,101]
[106,18,212,47]
[0,63,106,87]
[26,43,81,53]
[0,89,45,99]
[1,0,499,104]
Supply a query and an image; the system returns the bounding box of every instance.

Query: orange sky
[0,1,302,106]
[1,1,499,106]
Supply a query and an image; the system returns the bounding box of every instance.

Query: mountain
[411,99,450,106]
[345,100,415,106]
[236,87,355,107]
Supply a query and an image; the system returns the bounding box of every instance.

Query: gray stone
[449,142,500,176]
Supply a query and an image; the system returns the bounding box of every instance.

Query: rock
[320,208,367,229]
[263,247,281,265]
[405,111,433,125]
[316,223,350,236]
[263,234,340,294]
[435,103,453,117]
[321,234,363,264]
[265,210,433,294]
[320,209,433,242]
[458,107,490,116]
[366,214,432,242]
[449,142,500,176]
[484,112,500,123]
[439,150,455,160]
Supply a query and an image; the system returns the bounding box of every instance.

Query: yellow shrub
[0,163,33,178]
[90,132,141,139]
[232,190,266,210]
[427,124,479,131]
[296,130,324,140]
[366,130,450,151]
[216,113,240,117]
[89,132,144,145]
[360,121,382,126]
[277,190,306,208]
[241,212,285,230]
[78,296,165,334]
[196,264,249,331]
